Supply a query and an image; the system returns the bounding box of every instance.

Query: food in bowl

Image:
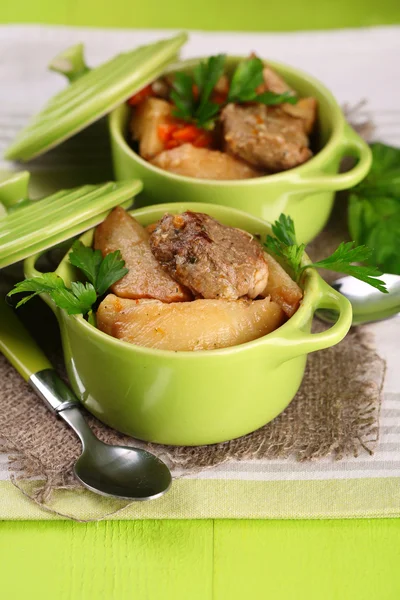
[110,56,372,243]
[127,54,318,180]
[94,207,303,351]
[15,203,355,445]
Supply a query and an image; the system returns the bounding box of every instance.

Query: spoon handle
[0,295,51,380]
[0,296,79,413]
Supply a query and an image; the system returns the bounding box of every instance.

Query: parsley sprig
[170,55,297,130]
[171,54,225,129]
[265,214,388,293]
[8,241,128,315]
[348,142,400,275]
[227,57,297,106]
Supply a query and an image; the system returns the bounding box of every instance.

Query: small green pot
[108,57,372,244]
[25,203,352,446]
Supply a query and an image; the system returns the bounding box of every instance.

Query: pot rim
[108,56,346,188]
[25,201,351,360]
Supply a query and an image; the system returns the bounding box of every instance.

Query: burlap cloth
[0,107,385,519]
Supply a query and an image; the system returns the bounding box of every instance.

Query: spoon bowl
[317,273,400,326]
[61,407,172,500]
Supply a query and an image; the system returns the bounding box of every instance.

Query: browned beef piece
[220,103,313,172]
[149,211,269,300]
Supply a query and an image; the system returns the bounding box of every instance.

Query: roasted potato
[282,97,318,135]
[150,144,261,180]
[261,252,303,317]
[262,65,294,94]
[130,97,172,159]
[97,294,285,351]
[94,207,191,303]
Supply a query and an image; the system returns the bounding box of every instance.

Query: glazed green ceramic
[109,57,372,244]
[4,34,188,162]
[25,203,352,446]
[0,171,142,268]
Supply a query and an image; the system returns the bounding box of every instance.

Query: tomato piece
[192,131,213,148]
[128,84,154,106]
[158,123,179,143]
[165,139,180,150]
[172,125,200,142]
[212,92,228,105]
[192,84,199,100]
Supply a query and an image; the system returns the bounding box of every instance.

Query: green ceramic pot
[25,202,352,446]
[108,57,372,244]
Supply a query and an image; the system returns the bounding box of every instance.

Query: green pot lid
[4,33,187,162]
[0,172,142,268]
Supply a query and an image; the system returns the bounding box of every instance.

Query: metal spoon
[316,273,400,326]
[0,297,172,501]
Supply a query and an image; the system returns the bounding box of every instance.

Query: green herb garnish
[265,214,388,293]
[227,57,296,106]
[170,55,297,130]
[171,54,226,129]
[8,241,128,315]
[348,142,400,275]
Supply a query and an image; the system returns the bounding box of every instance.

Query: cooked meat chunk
[149,211,269,300]
[150,144,261,180]
[221,103,312,172]
[262,65,317,133]
[97,294,284,351]
[94,207,191,303]
[261,251,303,317]
[130,97,172,159]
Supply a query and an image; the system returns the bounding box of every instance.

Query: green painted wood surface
[214,520,400,599]
[1,519,400,599]
[0,520,214,599]
[0,0,399,31]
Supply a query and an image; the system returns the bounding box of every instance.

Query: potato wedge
[261,252,303,317]
[94,207,191,302]
[282,97,317,134]
[150,144,262,180]
[263,65,293,94]
[130,97,172,159]
[97,294,285,351]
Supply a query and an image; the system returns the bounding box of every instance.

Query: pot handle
[48,44,90,83]
[0,171,30,213]
[290,124,372,192]
[24,252,59,315]
[268,278,352,361]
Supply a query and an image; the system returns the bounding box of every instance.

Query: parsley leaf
[197,54,226,112]
[306,243,388,293]
[9,241,129,315]
[69,241,103,287]
[49,281,97,315]
[348,143,400,275]
[69,241,128,296]
[8,273,97,314]
[170,72,195,122]
[171,55,225,129]
[169,55,297,130]
[265,214,388,293]
[228,57,264,102]
[96,251,129,296]
[227,57,298,106]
